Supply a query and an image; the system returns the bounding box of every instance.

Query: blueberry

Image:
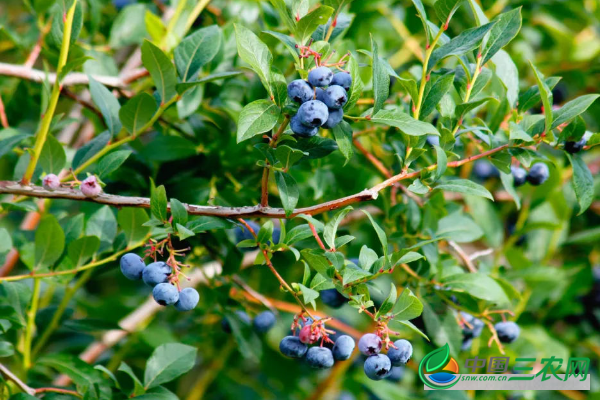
[279,336,308,358]
[332,335,355,360]
[42,174,60,191]
[290,115,319,137]
[564,138,586,154]
[272,227,281,244]
[298,100,329,128]
[306,346,335,369]
[120,253,145,280]
[473,160,499,181]
[338,392,356,400]
[511,166,527,187]
[526,163,550,186]
[315,87,326,102]
[364,354,392,380]
[331,72,352,92]
[461,337,473,351]
[222,310,251,333]
[387,339,412,366]
[322,85,348,109]
[358,333,382,356]
[301,317,314,327]
[234,221,260,243]
[321,289,347,308]
[142,262,171,287]
[495,321,520,343]
[80,176,102,197]
[308,66,333,87]
[288,79,314,104]
[253,310,276,334]
[386,366,405,382]
[174,287,199,311]
[152,283,179,306]
[426,136,440,147]
[323,108,344,129]
[593,266,600,284]
[461,312,484,338]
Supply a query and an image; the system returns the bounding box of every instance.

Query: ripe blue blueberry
[308,66,333,87]
[564,138,586,154]
[290,115,318,138]
[279,336,308,358]
[320,288,347,308]
[120,253,145,280]
[174,287,199,311]
[287,79,314,104]
[338,392,355,400]
[387,339,413,366]
[332,335,355,361]
[322,108,344,129]
[222,310,251,333]
[331,72,352,92]
[511,166,527,187]
[386,366,405,382]
[461,312,484,338]
[358,333,382,356]
[152,283,179,306]
[142,261,171,287]
[234,220,260,243]
[473,160,499,181]
[306,346,335,369]
[526,163,550,186]
[461,337,473,351]
[272,227,281,244]
[495,321,520,343]
[364,354,392,380]
[253,310,276,334]
[298,100,329,128]
[315,87,326,102]
[322,85,348,109]
[426,135,440,147]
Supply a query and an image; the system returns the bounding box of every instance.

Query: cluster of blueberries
[287,66,352,137]
[221,310,277,335]
[357,334,413,381]
[119,253,199,311]
[460,311,520,350]
[472,160,550,187]
[42,173,103,197]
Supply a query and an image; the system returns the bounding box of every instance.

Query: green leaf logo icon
[425,344,450,373]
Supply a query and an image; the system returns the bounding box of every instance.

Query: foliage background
[0,0,599,399]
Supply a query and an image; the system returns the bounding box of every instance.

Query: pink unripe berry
[299,325,312,344]
[80,176,102,197]
[42,174,60,191]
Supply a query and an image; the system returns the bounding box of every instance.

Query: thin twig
[448,240,477,273]
[0,94,8,128]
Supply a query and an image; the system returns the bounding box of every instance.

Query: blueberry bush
[0,0,599,399]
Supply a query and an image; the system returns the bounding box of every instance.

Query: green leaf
[89,76,122,136]
[509,122,534,142]
[187,217,234,233]
[481,8,522,64]
[139,135,197,162]
[39,135,66,174]
[434,145,447,180]
[394,251,424,265]
[67,236,100,267]
[342,264,372,285]
[437,212,483,243]
[529,62,553,135]
[118,362,145,397]
[151,184,168,222]
[552,94,600,129]
[331,120,353,163]
[176,223,195,240]
[371,36,390,115]
[455,97,496,119]
[119,93,157,134]
[97,150,132,178]
[362,210,388,257]
[408,179,429,194]
[0,131,30,158]
[428,22,496,71]
[141,40,178,103]
[421,72,455,119]
[434,0,464,24]
[85,206,117,253]
[567,154,594,215]
[442,273,510,305]
[57,56,91,82]
[35,215,65,269]
[275,171,299,217]
[323,206,353,250]
[500,171,521,210]
[422,304,462,358]
[72,131,111,171]
[237,100,280,143]
[109,4,147,48]
[275,145,307,169]
[170,198,188,226]
[144,343,197,389]
[297,283,319,307]
[0,341,14,357]
[263,30,300,63]
[269,0,296,33]
[436,178,493,200]
[117,208,150,245]
[302,249,334,278]
[234,24,273,95]
[492,50,519,108]
[371,109,439,136]
[393,287,423,320]
[376,283,397,318]
[175,71,244,94]
[145,10,166,44]
[344,54,363,111]
[295,6,334,45]
[257,220,274,245]
[412,0,430,42]
[0,228,12,254]
[518,77,561,113]
[174,25,221,82]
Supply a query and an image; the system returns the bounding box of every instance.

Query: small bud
[80,176,102,197]
[42,174,60,191]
